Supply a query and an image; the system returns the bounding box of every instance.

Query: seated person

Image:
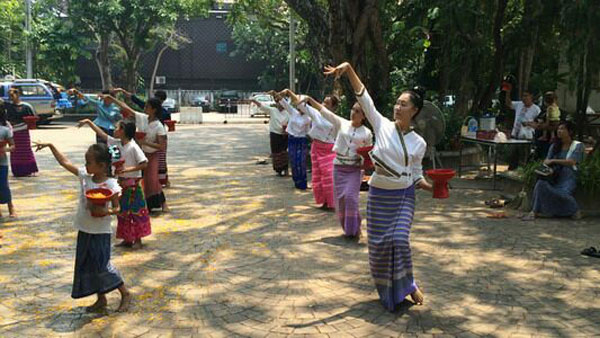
[523,121,584,221]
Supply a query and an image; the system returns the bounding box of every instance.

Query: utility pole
[25,0,33,78]
[289,12,296,92]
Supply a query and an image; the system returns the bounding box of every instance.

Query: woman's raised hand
[324,62,350,79]
[77,119,91,128]
[33,141,51,152]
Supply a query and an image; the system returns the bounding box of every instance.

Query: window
[15,85,48,97]
[216,41,228,54]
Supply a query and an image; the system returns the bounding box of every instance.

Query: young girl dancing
[34,142,131,312]
[79,119,150,249]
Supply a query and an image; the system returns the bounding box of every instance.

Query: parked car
[217,90,240,113]
[249,93,276,117]
[162,98,180,113]
[191,95,211,112]
[0,78,63,124]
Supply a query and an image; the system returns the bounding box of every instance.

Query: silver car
[0,78,63,123]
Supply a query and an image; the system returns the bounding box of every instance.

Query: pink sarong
[311,140,335,208]
[333,164,363,236]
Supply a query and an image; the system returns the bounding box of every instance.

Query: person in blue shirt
[69,89,122,144]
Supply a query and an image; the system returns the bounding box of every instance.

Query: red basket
[23,116,39,130]
[164,120,176,132]
[135,131,146,141]
[425,169,456,199]
[357,146,374,170]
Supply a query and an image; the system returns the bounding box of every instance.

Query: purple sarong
[10,128,38,177]
[333,164,362,236]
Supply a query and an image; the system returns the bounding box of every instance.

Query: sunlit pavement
[1,122,599,337]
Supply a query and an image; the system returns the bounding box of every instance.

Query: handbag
[534,164,557,181]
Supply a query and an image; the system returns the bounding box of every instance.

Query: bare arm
[101,95,135,118]
[33,142,79,175]
[278,89,301,105]
[117,161,148,176]
[78,119,108,141]
[324,62,365,94]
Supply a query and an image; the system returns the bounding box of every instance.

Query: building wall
[76,14,266,91]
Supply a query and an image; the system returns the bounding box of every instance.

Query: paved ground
[1,122,599,338]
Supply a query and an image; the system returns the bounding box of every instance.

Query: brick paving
[0,123,599,337]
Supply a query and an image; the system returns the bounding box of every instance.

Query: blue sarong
[288,135,308,190]
[0,165,11,204]
[72,231,123,299]
[367,185,417,311]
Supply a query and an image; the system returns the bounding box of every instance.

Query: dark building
[76,12,266,91]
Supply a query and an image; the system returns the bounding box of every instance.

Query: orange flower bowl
[85,188,114,206]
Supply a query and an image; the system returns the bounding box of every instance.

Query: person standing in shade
[251,92,290,177]
[325,62,433,311]
[69,88,122,144]
[276,90,311,190]
[5,88,38,177]
[299,92,373,238]
[503,87,541,170]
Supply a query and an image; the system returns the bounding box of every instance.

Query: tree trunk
[475,0,508,113]
[149,45,169,95]
[438,35,451,102]
[95,33,112,90]
[455,55,473,117]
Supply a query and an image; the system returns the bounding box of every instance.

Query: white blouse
[263,106,289,135]
[280,99,310,138]
[132,111,167,154]
[356,88,426,189]
[297,102,336,143]
[318,106,373,166]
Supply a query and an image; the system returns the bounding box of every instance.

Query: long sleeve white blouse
[280,99,310,138]
[297,102,336,143]
[318,105,373,166]
[355,88,427,189]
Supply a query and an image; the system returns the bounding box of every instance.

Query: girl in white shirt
[300,93,373,238]
[252,94,290,176]
[276,91,311,190]
[325,62,433,311]
[33,142,131,312]
[78,119,150,249]
[104,96,169,213]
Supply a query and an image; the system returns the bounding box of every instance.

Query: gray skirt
[72,231,123,299]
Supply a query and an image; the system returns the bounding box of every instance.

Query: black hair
[0,99,7,126]
[145,97,163,118]
[550,121,575,158]
[87,143,112,171]
[101,89,111,95]
[402,86,425,119]
[325,94,340,111]
[117,120,136,140]
[154,90,167,102]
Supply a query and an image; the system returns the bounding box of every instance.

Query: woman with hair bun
[325,62,433,311]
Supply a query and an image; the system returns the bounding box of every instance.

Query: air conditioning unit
[155,76,166,85]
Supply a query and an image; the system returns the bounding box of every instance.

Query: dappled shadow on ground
[1,124,599,336]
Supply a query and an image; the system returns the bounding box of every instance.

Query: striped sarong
[311,140,335,208]
[333,164,363,236]
[10,128,38,177]
[288,135,308,189]
[117,179,151,242]
[144,152,166,211]
[158,142,168,186]
[270,132,288,172]
[367,185,417,311]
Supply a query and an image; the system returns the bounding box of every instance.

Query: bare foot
[410,288,424,305]
[131,240,143,250]
[521,212,535,221]
[161,205,170,213]
[117,291,132,312]
[86,298,107,312]
[9,213,17,218]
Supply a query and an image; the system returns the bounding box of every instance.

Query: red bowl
[164,120,176,132]
[85,188,115,206]
[112,159,125,167]
[425,169,456,199]
[135,131,146,140]
[357,146,374,170]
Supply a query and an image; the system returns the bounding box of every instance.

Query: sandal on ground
[581,247,600,258]
[487,212,507,219]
